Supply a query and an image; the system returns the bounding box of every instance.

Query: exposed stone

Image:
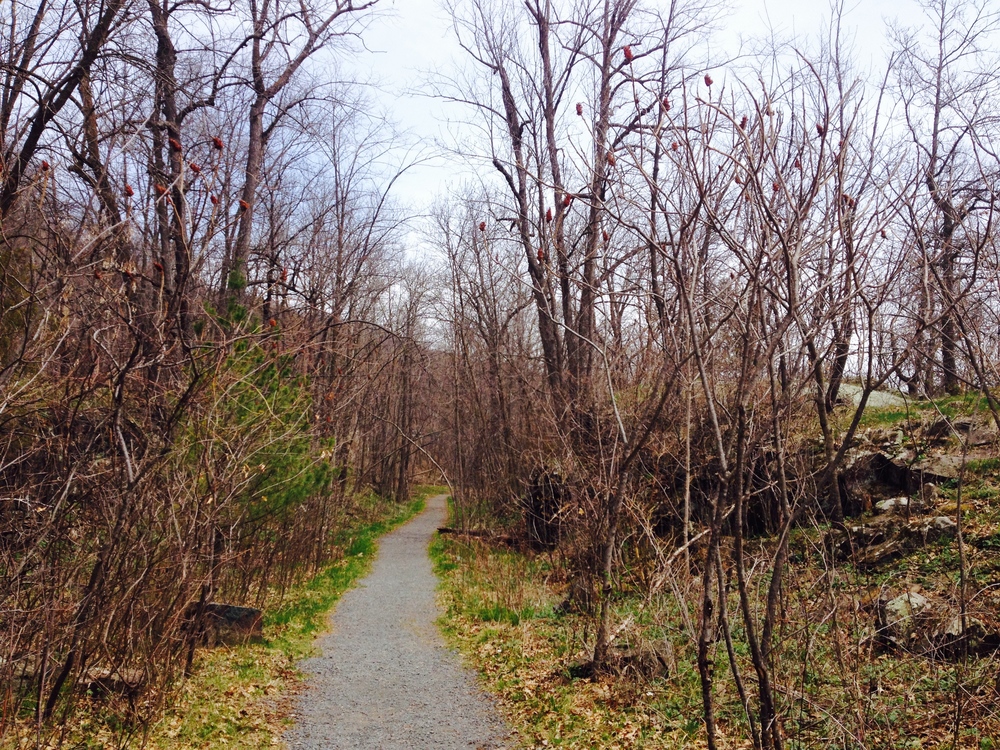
[968,429,997,447]
[938,615,984,641]
[921,483,939,506]
[925,417,952,440]
[952,416,977,433]
[82,666,145,697]
[826,515,903,564]
[878,591,931,645]
[875,590,1000,660]
[874,453,959,493]
[923,516,958,542]
[875,496,923,515]
[923,416,996,446]
[856,537,907,568]
[925,614,999,659]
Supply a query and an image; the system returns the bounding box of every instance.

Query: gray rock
[936,416,997,446]
[938,615,984,640]
[925,417,952,440]
[932,516,957,531]
[951,417,977,434]
[857,537,907,568]
[968,428,997,447]
[879,592,930,644]
[926,516,958,541]
[875,496,920,515]
[921,483,939,506]
[873,453,946,493]
[927,615,999,659]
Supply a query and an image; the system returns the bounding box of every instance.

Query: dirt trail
[284,494,511,749]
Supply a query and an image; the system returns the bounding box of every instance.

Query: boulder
[877,591,931,645]
[931,616,986,657]
[952,417,996,446]
[875,496,923,515]
[826,516,900,565]
[931,515,957,533]
[828,510,962,567]
[924,417,952,440]
[875,592,1000,659]
[923,613,1000,659]
[855,537,908,568]
[874,453,958,493]
[917,516,957,544]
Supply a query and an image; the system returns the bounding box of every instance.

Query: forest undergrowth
[432,398,1000,750]
[5,488,436,750]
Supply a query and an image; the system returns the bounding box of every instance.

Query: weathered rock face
[828,516,909,568]
[874,452,961,494]
[826,509,957,568]
[874,591,1000,659]
[835,418,1000,662]
[925,416,997,447]
[875,496,924,515]
[843,414,995,500]
[878,592,931,645]
[923,516,957,542]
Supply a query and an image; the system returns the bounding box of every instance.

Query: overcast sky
[348,0,919,214]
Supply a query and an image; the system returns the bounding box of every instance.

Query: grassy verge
[146,486,439,749]
[431,498,1000,748]
[32,486,439,750]
[429,535,709,749]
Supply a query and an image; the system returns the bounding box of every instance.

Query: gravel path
[284,494,512,749]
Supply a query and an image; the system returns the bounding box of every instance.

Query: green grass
[860,408,915,427]
[144,487,437,748]
[430,533,711,749]
[264,492,429,659]
[18,486,441,750]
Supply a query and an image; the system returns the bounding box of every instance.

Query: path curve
[284,494,511,749]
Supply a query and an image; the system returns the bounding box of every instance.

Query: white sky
[350,0,920,214]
